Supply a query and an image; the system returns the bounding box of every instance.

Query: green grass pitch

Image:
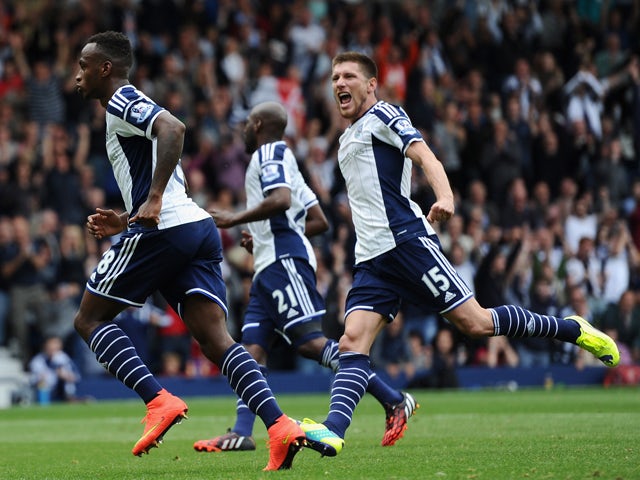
[0,386,637,480]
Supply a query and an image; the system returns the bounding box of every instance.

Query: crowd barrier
[74,366,609,401]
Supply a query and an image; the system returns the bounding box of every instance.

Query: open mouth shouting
[337,92,352,112]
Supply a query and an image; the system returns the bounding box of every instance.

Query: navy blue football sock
[324,352,369,438]
[231,364,266,436]
[319,339,340,372]
[88,322,162,403]
[489,305,581,342]
[320,339,401,406]
[221,344,282,429]
[367,372,403,406]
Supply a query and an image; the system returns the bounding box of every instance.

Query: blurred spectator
[379,44,407,104]
[565,235,604,308]
[479,118,523,204]
[0,217,12,346]
[460,178,499,231]
[530,225,568,287]
[600,220,638,305]
[531,113,567,197]
[372,311,411,383]
[432,100,465,192]
[594,32,628,79]
[41,124,90,225]
[404,74,438,137]
[627,178,640,251]
[593,137,631,207]
[529,180,554,229]
[502,57,542,124]
[49,224,87,344]
[406,329,431,374]
[564,194,598,255]
[448,241,476,297]
[534,51,565,115]
[598,289,640,364]
[417,27,450,82]
[0,216,53,366]
[29,335,80,403]
[287,3,325,88]
[500,177,536,230]
[160,350,184,377]
[407,327,459,389]
[439,213,474,258]
[9,29,69,133]
[0,58,25,103]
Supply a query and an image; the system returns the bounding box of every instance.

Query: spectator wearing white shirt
[29,335,80,403]
[564,194,598,255]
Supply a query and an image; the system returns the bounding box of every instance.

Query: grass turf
[0,386,637,480]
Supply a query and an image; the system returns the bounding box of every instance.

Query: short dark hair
[332,51,378,79]
[86,31,133,70]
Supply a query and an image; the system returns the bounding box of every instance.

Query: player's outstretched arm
[211,186,291,229]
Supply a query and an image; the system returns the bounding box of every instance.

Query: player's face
[75,43,107,101]
[331,61,377,122]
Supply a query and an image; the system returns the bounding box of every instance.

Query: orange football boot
[132,389,188,456]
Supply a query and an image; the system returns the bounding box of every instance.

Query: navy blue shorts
[86,217,228,317]
[241,257,325,349]
[345,234,473,321]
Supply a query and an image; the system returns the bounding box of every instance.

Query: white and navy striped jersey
[105,85,209,229]
[245,140,317,275]
[338,100,436,263]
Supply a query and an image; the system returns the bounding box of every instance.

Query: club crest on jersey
[130,102,154,123]
[392,118,416,136]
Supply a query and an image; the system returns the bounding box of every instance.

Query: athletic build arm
[129,111,186,227]
[406,140,455,224]
[304,203,330,237]
[211,186,291,229]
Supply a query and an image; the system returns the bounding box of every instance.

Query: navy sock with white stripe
[319,339,340,371]
[489,305,580,342]
[221,344,282,429]
[324,352,370,438]
[319,340,402,406]
[367,372,403,405]
[231,364,266,436]
[88,322,162,403]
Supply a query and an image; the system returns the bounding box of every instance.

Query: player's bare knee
[338,333,358,353]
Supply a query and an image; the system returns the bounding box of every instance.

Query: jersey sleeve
[259,142,290,193]
[300,183,319,210]
[371,102,424,154]
[106,86,165,139]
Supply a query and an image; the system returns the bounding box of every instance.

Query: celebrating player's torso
[245,140,317,275]
[105,85,208,229]
[338,100,436,263]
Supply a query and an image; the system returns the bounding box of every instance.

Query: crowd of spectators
[1,0,640,389]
